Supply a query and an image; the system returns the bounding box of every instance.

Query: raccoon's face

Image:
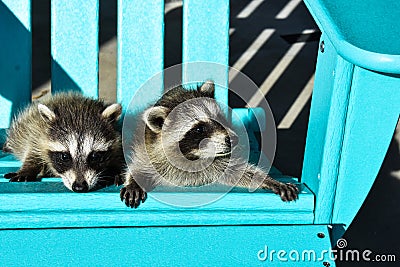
[177,119,238,160]
[46,135,117,192]
[38,102,122,192]
[143,82,239,161]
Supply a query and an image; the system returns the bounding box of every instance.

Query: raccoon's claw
[271,182,299,202]
[4,172,40,182]
[120,185,147,208]
[2,143,12,153]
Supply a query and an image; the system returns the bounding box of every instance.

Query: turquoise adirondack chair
[0,0,399,266]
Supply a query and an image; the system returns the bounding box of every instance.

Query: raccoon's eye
[54,152,72,163]
[88,151,107,163]
[194,125,205,134]
[61,153,71,161]
[49,151,73,173]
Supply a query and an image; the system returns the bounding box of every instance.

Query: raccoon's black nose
[72,181,89,193]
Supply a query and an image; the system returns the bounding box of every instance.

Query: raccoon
[120,81,299,208]
[2,92,124,192]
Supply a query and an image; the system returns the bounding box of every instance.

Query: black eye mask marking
[178,121,230,160]
[48,151,73,173]
[87,151,110,169]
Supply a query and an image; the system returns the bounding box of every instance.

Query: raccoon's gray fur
[3,92,124,192]
[121,81,298,208]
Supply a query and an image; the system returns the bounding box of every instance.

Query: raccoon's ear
[38,104,56,122]
[143,106,169,133]
[102,103,122,123]
[198,80,215,98]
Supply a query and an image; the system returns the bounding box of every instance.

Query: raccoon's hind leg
[4,157,43,182]
[222,161,299,202]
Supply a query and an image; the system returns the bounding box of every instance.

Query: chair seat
[0,169,314,229]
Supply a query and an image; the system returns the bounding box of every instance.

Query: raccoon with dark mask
[121,81,298,208]
[3,92,124,192]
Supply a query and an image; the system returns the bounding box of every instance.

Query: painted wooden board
[302,36,355,224]
[51,0,99,97]
[117,0,164,115]
[0,177,313,228]
[0,0,31,130]
[182,0,229,109]
[0,152,21,174]
[0,225,334,266]
[332,67,400,227]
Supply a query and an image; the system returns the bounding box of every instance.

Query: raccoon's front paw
[4,172,40,182]
[270,182,299,202]
[120,185,147,208]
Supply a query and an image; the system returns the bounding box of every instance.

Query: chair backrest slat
[51,0,99,98]
[0,0,31,131]
[0,0,230,135]
[117,0,164,115]
[182,0,229,107]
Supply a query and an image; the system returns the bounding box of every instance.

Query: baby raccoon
[121,81,299,208]
[2,92,123,192]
